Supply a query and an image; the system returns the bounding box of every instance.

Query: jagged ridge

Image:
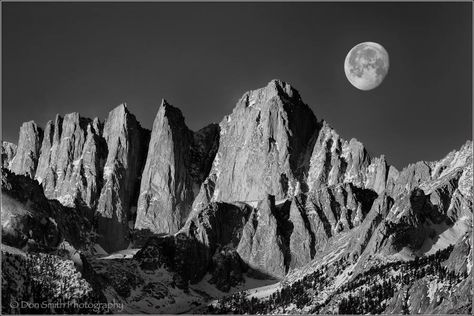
[1,79,472,314]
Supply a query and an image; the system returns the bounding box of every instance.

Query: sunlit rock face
[134,100,219,234]
[1,141,17,169]
[34,113,104,208]
[2,80,472,312]
[7,104,149,252]
[196,79,318,207]
[305,121,395,196]
[173,81,471,294]
[345,141,473,267]
[95,104,149,252]
[288,182,380,269]
[306,121,370,191]
[35,114,65,196]
[135,100,195,234]
[9,121,43,178]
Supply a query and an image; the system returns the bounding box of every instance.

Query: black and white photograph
[1,1,472,314]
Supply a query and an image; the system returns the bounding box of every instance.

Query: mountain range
[1,79,472,314]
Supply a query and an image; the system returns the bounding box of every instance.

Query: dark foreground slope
[1,80,472,314]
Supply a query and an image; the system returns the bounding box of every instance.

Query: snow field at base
[87,250,281,314]
[99,248,140,260]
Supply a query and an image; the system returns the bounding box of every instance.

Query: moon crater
[344,42,389,91]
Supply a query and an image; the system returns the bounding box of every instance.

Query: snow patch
[57,194,75,206]
[49,217,58,227]
[99,248,139,260]
[364,163,376,187]
[427,281,438,303]
[72,158,82,168]
[93,244,108,256]
[103,165,114,177]
[213,153,221,177]
[333,264,356,289]
[246,201,259,208]
[420,217,469,255]
[248,98,257,107]
[212,188,220,201]
[467,254,473,273]
[246,281,281,300]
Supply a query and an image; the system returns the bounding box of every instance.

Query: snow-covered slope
[1,81,471,314]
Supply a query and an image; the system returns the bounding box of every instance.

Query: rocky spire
[1,141,17,169]
[196,79,318,206]
[135,99,194,234]
[12,104,149,252]
[96,103,149,252]
[35,114,63,190]
[1,80,472,311]
[9,121,43,178]
[65,120,105,208]
[35,113,93,205]
[236,195,289,278]
[135,99,219,234]
[306,121,371,191]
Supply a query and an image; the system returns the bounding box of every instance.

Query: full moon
[344,42,389,91]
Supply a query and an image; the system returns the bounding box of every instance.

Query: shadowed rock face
[134,100,219,234]
[236,195,290,278]
[2,80,472,309]
[169,108,470,292]
[146,196,291,285]
[209,247,247,292]
[178,201,253,283]
[9,121,43,178]
[1,168,94,251]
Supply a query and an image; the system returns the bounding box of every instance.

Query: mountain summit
[1,80,471,314]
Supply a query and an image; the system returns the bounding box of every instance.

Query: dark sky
[2,2,472,169]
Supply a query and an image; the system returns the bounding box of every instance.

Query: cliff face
[1,168,94,251]
[95,104,149,252]
[289,184,379,268]
[9,121,43,178]
[305,120,394,195]
[2,79,471,314]
[134,100,195,234]
[196,80,318,206]
[34,113,104,208]
[1,142,17,169]
[134,100,219,234]
[4,104,149,252]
